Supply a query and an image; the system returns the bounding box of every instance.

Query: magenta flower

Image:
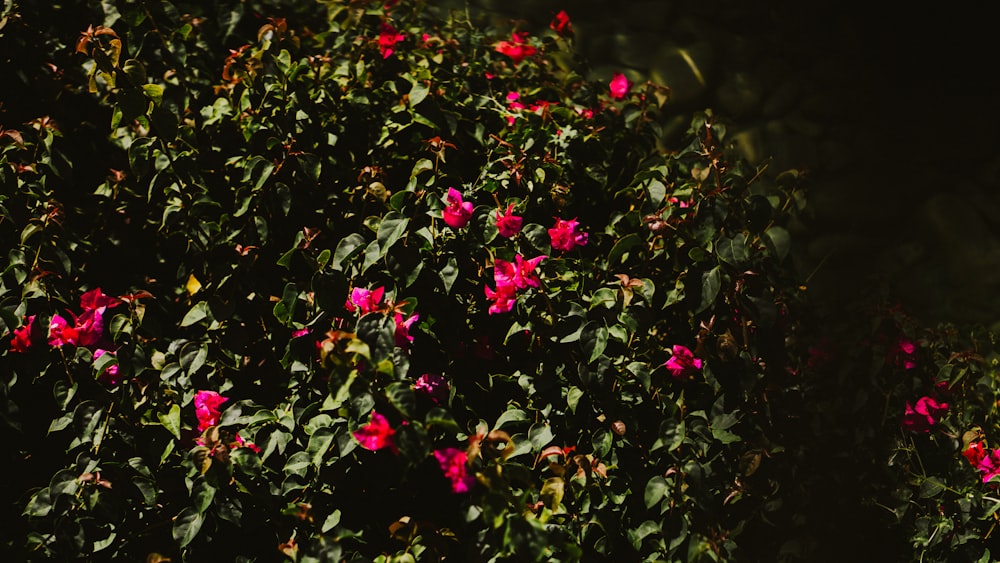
[79,287,121,312]
[964,441,987,467]
[496,204,523,238]
[484,281,518,315]
[548,217,588,252]
[93,348,120,385]
[494,31,537,64]
[505,92,526,126]
[377,23,405,59]
[889,337,917,370]
[353,411,397,453]
[346,286,385,314]
[977,449,1000,483]
[442,188,474,229]
[434,447,475,493]
[48,309,104,348]
[494,255,545,291]
[549,10,573,36]
[610,73,629,100]
[9,315,35,353]
[664,345,703,379]
[194,390,228,432]
[414,373,449,404]
[394,312,419,347]
[901,396,948,433]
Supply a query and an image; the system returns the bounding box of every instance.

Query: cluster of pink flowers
[900,395,948,433]
[434,447,475,493]
[8,288,126,384]
[664,345,703,379]
[414,373,449,404]
[377,23,405,59]
[194,389,260,453]
[888,336,918,370]
[484,254,545,315]
[504,92,558,126]
[963,441,1000,483]
[548,217,588,252]
[494,31,536,64]
[549,10,573,37]
[442,187,474,229]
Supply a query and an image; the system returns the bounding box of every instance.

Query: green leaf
[494,408,529,430]
[644,476,667,509]
[592,427,612,458]
[322,509,342,533]
[580,321,608,363]
[284,451,312,477]
[158,404,182,439]
[717,232,748,266]
[387,382,416,419]
[566,386,584,414]
[356,314,395,366]
[765,226,790,261]
[697,266,721,314]
[589,287,617,310]
[608,233,641,265]
[409,81,429,107]
[172,507,205,547]
[919,477,945,498]
[425,407,461,433]
[377,212,409,254]
[273,282,299,325]
[332,233,367,270]
[180,301,210,327]
[439,255,458,294]
[528,422,554,451]
[307,427,336,466]
[191,477,216,513]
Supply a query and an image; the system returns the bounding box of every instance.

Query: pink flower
[496,203,523,237]
[494,255,545,291]
[548,217,588,252]
[574,106,594,119]
[93,348,120,385]
[664,345,703,379]
[484,281,518,315]
[550,10,573,36]
[434,447,475,493]
[394,312,418,347]
[977,449,1000,483]
[901,396,948,433]
[292,327,310,338]
[353,411,397,453]
[346,286,385,314]
[505,92,526,126]
[610,73,629,100]
[194,390,228,432]
[494,31,537,64]
[965,441,987,467]
[9,315,35,353]
[80,287,121,312]
[378,23,405,59]
[442,188,474,229]
[889,337,917,370]
[48,309,104,348]
[233,433,262,454]
[414,373,449,404]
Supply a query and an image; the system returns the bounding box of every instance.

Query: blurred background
[460,0,1000,326]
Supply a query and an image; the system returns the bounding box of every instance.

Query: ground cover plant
[4,0,1000,561]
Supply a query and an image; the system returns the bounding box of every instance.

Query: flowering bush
[0,0,834,560]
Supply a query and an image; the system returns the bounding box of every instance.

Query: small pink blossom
[610,73,629,100]
[574,106,594,119]
[9,315,35,353]
[494,31,537,65]
[292,327,310,338]
[414,373,449,404]
[548,217,588,252]
[394,312,419,347]
[434,447,475,493]
[93,348,120,385]
[901,396,948,433]
[442,188,474,229]
[496,203,523,238]
[377,23,405,59]
[194,390,228,432]
[977,449,1000,483]
[664,345,703,379]
[233,433,262,454]
[346,286,385,314]
[79,287,121,312]
[353,411,397,453]
[889,337,917,370]
[964,441,987,467]
[549,10,573,36]
[484,281,518,315]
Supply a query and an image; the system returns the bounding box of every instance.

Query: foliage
[9,0,961,561]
